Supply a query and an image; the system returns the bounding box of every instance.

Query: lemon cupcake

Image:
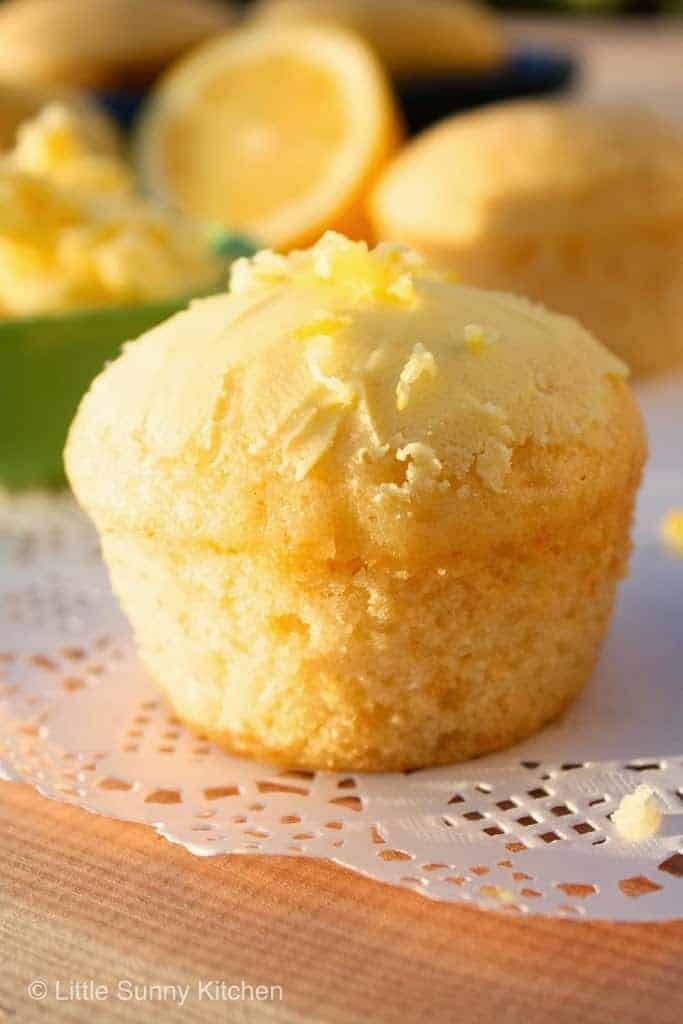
[370,102,683,376]
[66,233,646,771]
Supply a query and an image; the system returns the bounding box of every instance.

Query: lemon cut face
[135,25,400,250]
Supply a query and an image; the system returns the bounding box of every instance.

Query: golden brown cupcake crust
[67,234,629,565]
[66,234,646,771]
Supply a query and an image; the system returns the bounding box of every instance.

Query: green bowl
[0,234,256,490]
[0,298,194,489]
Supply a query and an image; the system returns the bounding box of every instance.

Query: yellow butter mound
[0,104,221,316]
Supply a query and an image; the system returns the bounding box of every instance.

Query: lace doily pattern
[2,382,683,923]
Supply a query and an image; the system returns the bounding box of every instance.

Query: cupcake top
[66,232,638,566]
[371,102,683,245]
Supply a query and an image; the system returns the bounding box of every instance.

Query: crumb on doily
[480,884,517,905]
[660,509,683,556]
[612,784,663,841]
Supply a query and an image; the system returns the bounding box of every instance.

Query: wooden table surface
[2,16,683,1024]
[2,782,683,1024]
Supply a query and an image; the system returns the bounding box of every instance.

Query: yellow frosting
[201,231,625,494]
[229,232,426,308]
[395,343,438,411]
[67,231,631,556]
[0,104,221,316]
[12,102,131,195]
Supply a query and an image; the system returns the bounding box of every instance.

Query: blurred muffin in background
[135,23,400,250]
[0,0,233,90]
[0,104,223,316]
[371,102,683,376]
[251,0,504,75]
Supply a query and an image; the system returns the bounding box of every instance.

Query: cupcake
[65,233,646,771]
[370,102,683,376]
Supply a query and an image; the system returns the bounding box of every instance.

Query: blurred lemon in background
[251,0,504,75]
[134,23,400,250]
[0,0,234,89]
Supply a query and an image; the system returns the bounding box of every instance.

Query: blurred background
[0,0,680,490]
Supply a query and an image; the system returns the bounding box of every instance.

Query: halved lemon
[134,24,401,251]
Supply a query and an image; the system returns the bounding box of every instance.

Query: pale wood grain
[1,782,682,1023]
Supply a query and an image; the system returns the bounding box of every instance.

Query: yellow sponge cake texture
[66,232,646,770]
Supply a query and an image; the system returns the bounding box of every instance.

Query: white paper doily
[1,374,683,922]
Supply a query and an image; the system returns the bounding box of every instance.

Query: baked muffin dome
[370,102,683,376]
[66,233,646,771]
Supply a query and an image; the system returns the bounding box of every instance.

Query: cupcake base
[101,471,639,772]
